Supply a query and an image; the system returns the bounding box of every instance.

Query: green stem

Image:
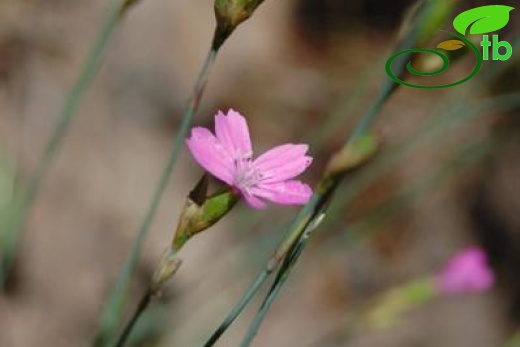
[200,26,392,342]
[238,138,488,347]
[92,47,218,347]
[113,287,154,347]
[346,0,426,142]
[238,232,307,347]
[197,211,305,347]
[214,2,476,344]
[112,248,181,347]
[322,39,520,234]
[200,3,520,346]
[202,271,269,347]
[238,188,335,347]
[200,191,330,347]
[200,206,313,347]
[348,77,397,142]
[0,0,132,288]
[242,90,520,346]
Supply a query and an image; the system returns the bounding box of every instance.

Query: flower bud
[120,0,143,16]
[172,186,239,251]
[213,0,266,49]
[152,249,182,292]
[325,133,379,177]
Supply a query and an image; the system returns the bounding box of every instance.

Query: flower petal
[251,180,312,205]
[215,109,253,160]
[186,127,235,185]
[242,191,267,209]
[253,144,312,183]
[436,247,495,295]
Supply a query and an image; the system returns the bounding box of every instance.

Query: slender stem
[239,193,333,347]
[308,49,391,149]
[324,90,520,238]
[201,183,336,347]
[114,288,153,347]
[238,91,520,347]
[348,80,397,142]
[349,0,452,142]
[112,248,181,347]
[202,271,269,347]
[306,141,498,347]
[239,238,306,347]
[242,135,498,347]
[200,193,324,347]
[93,47,218,347]
[209,2,458,344]
[238,274,284,347]
[220,33,520,347]
[0,0,131,288]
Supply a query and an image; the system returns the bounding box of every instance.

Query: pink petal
[186,127,235,185]
[436,247,495,295]
[215,109,253,160]
[242,192,267,209]
[251,180,312,205]
[253,144,312,183]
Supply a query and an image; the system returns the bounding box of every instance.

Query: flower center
[234,158,259,190]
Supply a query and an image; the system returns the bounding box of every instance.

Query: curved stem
[93,46,218,347]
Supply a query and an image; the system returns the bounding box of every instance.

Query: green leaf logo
[453,5,514,35]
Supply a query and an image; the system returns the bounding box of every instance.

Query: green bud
[152,249,182,292]
[325,133,379,176]
[120,0,143,15]
[213,0,266,49]
[172,187,239,251]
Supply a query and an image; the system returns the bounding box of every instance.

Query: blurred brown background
[0,0,519,346]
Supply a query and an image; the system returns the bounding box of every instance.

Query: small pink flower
[186,109,313,209]
[436,246,494,295]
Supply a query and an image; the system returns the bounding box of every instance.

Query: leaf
[437,39,465,50]
[453,5,514,35]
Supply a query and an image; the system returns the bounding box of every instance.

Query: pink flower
[186,109,313,209]
[436,246,494,295]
